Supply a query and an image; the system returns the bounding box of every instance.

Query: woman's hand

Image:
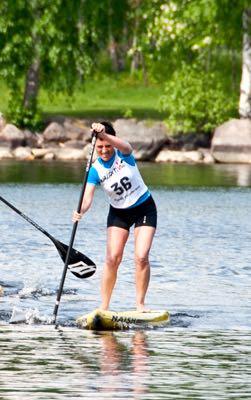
[72,210,83,222]
[91,122,106,139]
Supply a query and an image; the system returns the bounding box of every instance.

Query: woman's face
[96,138,115,161]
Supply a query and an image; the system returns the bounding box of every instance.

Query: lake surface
[1,161,251,399]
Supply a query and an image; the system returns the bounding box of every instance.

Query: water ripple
[1,184,251,398]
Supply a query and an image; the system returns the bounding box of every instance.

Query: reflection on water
[98,331,149,397]
[1,159,251,186]
[235,164,251,186]
[0,325,251,399]
[140,162,251,187]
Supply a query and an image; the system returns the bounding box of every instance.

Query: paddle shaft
[0,195,57,244]
[52,132,98,324]
[0,195,96,279]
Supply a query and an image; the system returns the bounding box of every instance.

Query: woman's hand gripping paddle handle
[52,131,98,325]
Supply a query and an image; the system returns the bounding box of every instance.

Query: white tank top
[92,150,148,209]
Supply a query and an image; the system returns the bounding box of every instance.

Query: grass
[0,75,166,122]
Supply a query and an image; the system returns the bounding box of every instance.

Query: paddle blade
[55,241,96,279]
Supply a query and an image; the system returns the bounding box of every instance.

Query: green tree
[129,0,248,133]
[152,0,244,132]
[0,0,249,133]
[0,0,97,128]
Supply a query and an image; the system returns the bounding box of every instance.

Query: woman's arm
[92,122,133,155]
[72,183,96,222]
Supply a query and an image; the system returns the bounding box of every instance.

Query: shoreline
[0,116,215,164]
[1,117,251,165]
[0,146,215,164]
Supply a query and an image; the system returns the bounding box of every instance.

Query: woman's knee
[135,254,149,269]
[106,253,123,268]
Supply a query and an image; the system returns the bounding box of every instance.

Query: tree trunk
[107,0,117,72]
[231,50,238,91]
[108,34,120,72]
[23,54,40,111]
[140,52,148,86]
[117,23,129,72]
[239,8,251,118]
[130,8,140,75]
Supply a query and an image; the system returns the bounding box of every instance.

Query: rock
[24,130,43,148]
[63,118,90,142]
[155,149,203,163]
[0,141,10,148]
[32,148,54,159]
[55,148,86,161]
[187,151,204,163]
[13,146,34,160]
[61,140,86,149]
[212,118,251,163]
[113,119,168,161]
[43,122,67,143]
[0,285,3,296]
[198,148,215,164]
[43,119,91,144]
[82,143,96,160]
[43,141,60,149]
[0,124,26,148]
[43,152,55,160]
[0,147,13,159]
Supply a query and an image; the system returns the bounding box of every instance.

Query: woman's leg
[134,226,156,311]
[100,226,129,310]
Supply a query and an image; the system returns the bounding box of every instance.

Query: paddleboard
[76,308,170,330]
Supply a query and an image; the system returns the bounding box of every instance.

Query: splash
[18,286,53,299]
[9,306,54,325]
[18,286,78,299]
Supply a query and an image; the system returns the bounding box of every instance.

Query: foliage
[7,88,43,130]
[148,0,243,132]
[0,0,97,128]
[160,64,238,133]
[0,0,249,132]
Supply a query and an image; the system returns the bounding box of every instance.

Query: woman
[73,121,157,312]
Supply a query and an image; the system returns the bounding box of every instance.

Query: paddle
[0,195,96,279]
[52,131,98,325]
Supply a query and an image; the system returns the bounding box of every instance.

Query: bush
[159,64,238,134]
[7,90,43,131]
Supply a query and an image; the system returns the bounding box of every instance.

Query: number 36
[111,177,132,195]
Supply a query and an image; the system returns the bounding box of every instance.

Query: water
[1,161,251,399]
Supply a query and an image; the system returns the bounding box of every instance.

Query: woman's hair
[100,121,116,136]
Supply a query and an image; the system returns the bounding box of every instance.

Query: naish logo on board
[100,160,125,183]
[111,315,138,324]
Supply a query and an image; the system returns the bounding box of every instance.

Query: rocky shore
[0,115,251,164]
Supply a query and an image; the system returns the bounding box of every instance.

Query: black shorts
[107,195,157,231]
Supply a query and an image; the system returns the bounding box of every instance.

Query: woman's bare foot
[136,305,151,313]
